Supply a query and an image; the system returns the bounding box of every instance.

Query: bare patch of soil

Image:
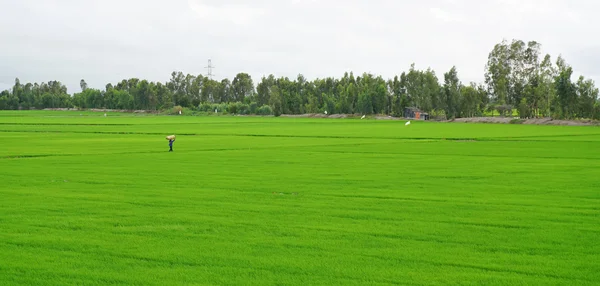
[451,117,599,126]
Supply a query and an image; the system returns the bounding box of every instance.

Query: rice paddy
[1,110,599,285]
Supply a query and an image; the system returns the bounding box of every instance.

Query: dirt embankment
[281,114,599,125]
[43,108,153,113]
[452,117,599,126]
[280,113,349,119]
[280,114,403,120]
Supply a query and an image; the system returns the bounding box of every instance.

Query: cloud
[429,7,465,22]
[0,0,599,93]
[568,46,600,81]
[188,0,267,25]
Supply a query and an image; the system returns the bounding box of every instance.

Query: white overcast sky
[1,0,599,93]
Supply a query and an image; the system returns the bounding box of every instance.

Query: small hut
[404,107,429,120]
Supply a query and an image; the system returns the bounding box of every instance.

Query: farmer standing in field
[166,135,176,152]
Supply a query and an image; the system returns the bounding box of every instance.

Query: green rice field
[1,110,599,285]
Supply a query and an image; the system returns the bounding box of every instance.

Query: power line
[204,59,215,80]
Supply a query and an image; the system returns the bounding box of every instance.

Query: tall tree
[555,66,576,119]
[460,83,485,118]
[485,40,511,106]
[538,54,556,116]
[269,85,283,116]
[231,73,254,102]
[575,76,599,118]
[443,66,461,119]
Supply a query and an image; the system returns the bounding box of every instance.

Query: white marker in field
[104,113,107,117]
[361,115,365,119]
[179,110,182,115]
[405,121,411,126]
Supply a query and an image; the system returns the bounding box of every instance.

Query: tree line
[1,39,599,120]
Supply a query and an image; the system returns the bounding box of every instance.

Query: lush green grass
[1,110,599,285]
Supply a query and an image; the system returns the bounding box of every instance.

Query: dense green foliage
[1,110,599,285]
[1,39,599,120]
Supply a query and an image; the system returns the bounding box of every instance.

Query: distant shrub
[175,102,274,116]
[198,103,213,112]
[164,105,199,116]
[256,105,273,115]
[496,104,513,117]
[228,102,240,114]
[594,103,600,120]
[215,103,229,114]
[165,105,183,115]
[238,103,250,115]
[429,109,447,121]
[183,107,198,115]
[224,102,248,115]
[249,102,258,114]
[197,102,230,114]
[509,118,524,124]
[160,101,174,111]
[517,98,531,119]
